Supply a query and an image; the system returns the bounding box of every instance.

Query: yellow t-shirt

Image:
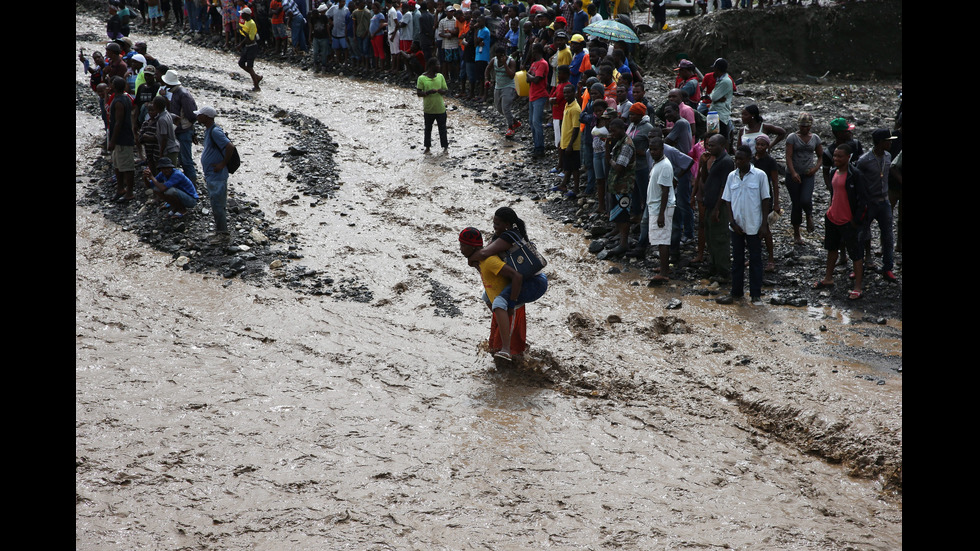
[557,46,572,68]
[240,19,258,41]
[479,255,509,304]
[561,99,582,150]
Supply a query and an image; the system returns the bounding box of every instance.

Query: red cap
[458,227,484,247]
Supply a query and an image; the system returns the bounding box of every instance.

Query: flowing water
[76,14,901,550]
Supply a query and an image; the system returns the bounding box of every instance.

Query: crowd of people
[84,0,901,354]
[82,8,240,244]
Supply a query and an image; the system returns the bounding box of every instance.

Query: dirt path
[76,13,901,550]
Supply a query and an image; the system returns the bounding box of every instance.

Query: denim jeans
[731,231,762,298]
[176,131,197,183]
[582,143,595,194]
[205,174,228,232]
[164,186,198,209]
[291,15,308,51]
[492,273,548,310]
[359,37,372,62]
[592,151,607,180]
[864,199,894,271]
[312,37,331,66]
[186,1,201,32]
[529,98,547,153]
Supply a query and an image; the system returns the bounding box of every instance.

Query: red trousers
[488,305,527,356]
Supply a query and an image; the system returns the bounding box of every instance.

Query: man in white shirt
[647,137,675,282]
[387,0,402,71]
[720,145,771,302]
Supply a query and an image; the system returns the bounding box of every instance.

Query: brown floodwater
[76,14,901,550]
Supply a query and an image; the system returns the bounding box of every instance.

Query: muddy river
[76,14,901,550]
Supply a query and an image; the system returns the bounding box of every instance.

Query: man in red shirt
[270,0,287,56]
[527,43,550,157]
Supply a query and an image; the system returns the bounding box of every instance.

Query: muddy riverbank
[77,9,901,550]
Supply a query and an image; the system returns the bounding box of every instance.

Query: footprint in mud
[567,311,603,342]
[649,316,691,335]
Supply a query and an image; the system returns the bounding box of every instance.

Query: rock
[607,267,621,274]
[175,256,190,267]
[711,342,733,353]
[666,298,682,310]
[607,314,622,324]
[715,295,734,305]
[589,225,611,238]
[250,228,269,245]
[269,259,283,269]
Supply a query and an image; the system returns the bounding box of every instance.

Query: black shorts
[239,43,258,68]
[563,148,581,171]
[823,216,864,261]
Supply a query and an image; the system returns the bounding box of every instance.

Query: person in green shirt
[417,57,449,154]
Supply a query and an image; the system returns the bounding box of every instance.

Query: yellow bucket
[515,71,529,97]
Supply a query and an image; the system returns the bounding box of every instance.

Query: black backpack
[208,125,242,174]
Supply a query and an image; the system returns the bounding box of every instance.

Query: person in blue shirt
[195,105,238,243]
[142,157,199,218]
[504,17,519,55]
[474,15,492,103]
[571,0,589,34]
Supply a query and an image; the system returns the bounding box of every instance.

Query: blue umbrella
[582,20,640,44]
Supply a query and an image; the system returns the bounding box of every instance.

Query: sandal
[493,351,513,361]
[812,280,834,290]
[847,289,863,300]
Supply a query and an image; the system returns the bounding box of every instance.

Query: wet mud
[77,9,901,550]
